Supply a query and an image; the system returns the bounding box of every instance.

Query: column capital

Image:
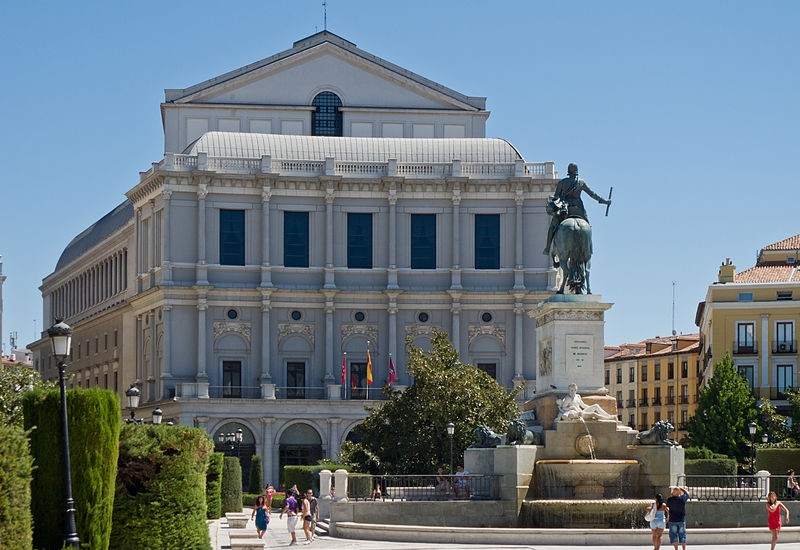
[162,304,173,312]
[259,416,275,426]
[761,313,770,320]
[325,187,336,204]
[197,183,208,200]
[388,189,398,205]
[451,190,462,205]
[163,189,174,201]
[514,189,525,206]
[262,188,273,203]
[197,300,208,311]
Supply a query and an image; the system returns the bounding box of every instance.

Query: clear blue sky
[0,1,797,349]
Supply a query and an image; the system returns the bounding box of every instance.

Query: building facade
[30,31,560,483]
[696,234,799,416]
[605,334,700,442]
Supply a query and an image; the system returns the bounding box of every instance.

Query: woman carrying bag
[645,493,669,550]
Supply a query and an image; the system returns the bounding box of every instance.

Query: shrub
[243,492,285,509]
[349,473,373,499]
[283,463,350,494]
[248,454,262,494]
[222,457,243,513]
[756,448,800,474]
[0,424,33,549]
[110,424,212,550]
[684,446,731,461]
[23,388,120,550]
[206,452,224,519]
[685,458,738,487]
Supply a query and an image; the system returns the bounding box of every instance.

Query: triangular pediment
[165,32,484,111]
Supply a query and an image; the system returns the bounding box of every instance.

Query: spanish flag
[366,346,374,386]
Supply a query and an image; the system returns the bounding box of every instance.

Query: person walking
[665,485,690,550]
[646,493,668,550]
[767,491,790,550]
[250,495,269,539]
[300,491,314,544]
[306,489,319,541]
[264,483,276,509]
[280,490,300,546]
[787,470,800,499]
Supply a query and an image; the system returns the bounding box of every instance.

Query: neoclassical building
[30,31,559,483]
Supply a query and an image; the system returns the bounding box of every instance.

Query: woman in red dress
[766,491,790,550]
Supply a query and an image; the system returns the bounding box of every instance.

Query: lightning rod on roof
[323,0,327,30]
[671,281,677,336]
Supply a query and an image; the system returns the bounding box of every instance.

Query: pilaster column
[450,188,462,289]
[259,417,275,486]
[161,305,173,398]
[760,313,770,395]
[135,207,142,277]
[513,299,526,397]
[328,418,342,461]
[260,185,273,287]
[196,184,208,285]
[514,188,525,289]
[260,291,275,399]
[149,311,157,399]
[148,199,156,274]
[135,314,143,382]
[162,190,173,284]
[387,189,399,289]
[388,298,398,383]
[324,292,336,384]
[196,296,209,396]
[324,186,336,289]
[450,292,461,358]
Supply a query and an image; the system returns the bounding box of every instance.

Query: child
[250,495,269,539]
[766,491,790,550]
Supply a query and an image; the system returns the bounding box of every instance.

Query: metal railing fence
[347,474,501,501]
[677,474,769,501]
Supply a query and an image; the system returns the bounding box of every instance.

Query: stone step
[228,528,263,539]
[229,539,265,550]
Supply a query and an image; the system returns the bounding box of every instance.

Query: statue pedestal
[528,294,612,395]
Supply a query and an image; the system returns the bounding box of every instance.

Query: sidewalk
[212,509,319,549]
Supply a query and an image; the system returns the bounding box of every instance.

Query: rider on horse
[543,163,611,256]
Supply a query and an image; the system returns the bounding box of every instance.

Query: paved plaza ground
[209,512,791,550]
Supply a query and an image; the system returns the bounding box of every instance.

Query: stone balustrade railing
[145,153,557,181]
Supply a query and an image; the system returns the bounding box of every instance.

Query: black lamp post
[446,422,455,475]
[235,428,243,459]
[125,385,140,422]
[152,408,163,425]
[47,319,80,548]
[748,421,757,473]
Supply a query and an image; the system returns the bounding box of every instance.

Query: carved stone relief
[534,309,604,328]
[277,323,315,346]
[340,324,378,347]
[538,339,552,377]
[212,321,252,345]
[467,324,507,349]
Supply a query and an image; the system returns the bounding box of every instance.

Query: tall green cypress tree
[248,454,263,494]
[687,355,757,462]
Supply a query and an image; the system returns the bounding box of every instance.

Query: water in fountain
[578,417,596,460]
[520,499,650,529]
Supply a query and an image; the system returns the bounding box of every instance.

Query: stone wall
[330,500,514,530]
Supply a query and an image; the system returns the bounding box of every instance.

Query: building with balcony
[29,31,559,483]
[696,234,800,415]
[605,333,700,442]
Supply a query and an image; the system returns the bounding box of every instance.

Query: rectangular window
[349,362,367,399]
[654,362,661,381]
[410,214,436,269]
[736,322,755,352]
[77,343,81,360]
[738,365,755,391]
[286,362,306,399]
[104,334,108,351]
[655,411,661,422]
[777,365,794,399]
[477,363,498,380]
[777,291,793,301]
[474,214,500,269]
[283,211,310,268]
[681,361,688,378]
[654,387,661,404]
[347,213,373,268]
[641,412,648,429]
[668,362,675,379]
[219,210,245,266]
[222,361,242,398]
[114,330,118,348]
[616,368,622,384]
[605,370,610,386]
[641,365,648,382]
[776,322,794,353]
[629,414,635,428]
[640,388,648,405]
[628,389,635,406]
[114,372,118,392]
[616,391,623,408]
[680,384,689,403]
[681,410,688,424]
[629,367,635,383]
[738,292,753,302]
[104,373,108,388]
[94,338,99,354]
[667,386,675,404]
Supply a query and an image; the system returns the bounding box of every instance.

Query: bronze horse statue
[546,197,593,294]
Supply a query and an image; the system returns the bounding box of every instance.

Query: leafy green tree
[340,330,518,474]
[0,362,53,426]
[757,399,793,447]
[687,355,757,462]
[784,388,800,445]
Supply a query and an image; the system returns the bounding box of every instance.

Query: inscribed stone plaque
[566,335,593,371]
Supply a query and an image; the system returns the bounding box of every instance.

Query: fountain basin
[520,499,650,529]
[535,459,639,500]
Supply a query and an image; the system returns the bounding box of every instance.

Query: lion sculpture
[471,425,503,448]
[636,420,678,446]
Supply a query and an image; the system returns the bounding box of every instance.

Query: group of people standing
[249,483,319,546]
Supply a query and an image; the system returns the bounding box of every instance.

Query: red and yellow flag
[366,346,374,385]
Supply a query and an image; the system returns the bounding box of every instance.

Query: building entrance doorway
[278,423,323,487]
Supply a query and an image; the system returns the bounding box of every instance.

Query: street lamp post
[152,408,163,425]
[748,421,757,474]
[446,422,455,475]
[47,320,80,548]
[235,428,243,459]
[125,385,140,422]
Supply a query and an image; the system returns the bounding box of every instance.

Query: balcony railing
[733,341,757,355]
[678,422,688,430]
[666,396,676,405]
[768,386,796,400]
[207,386,262,399]
[639,398,649,406]
[652,398,662,406]
[680,395,691,404]
[773,340,797,354]
[274,386,327,400]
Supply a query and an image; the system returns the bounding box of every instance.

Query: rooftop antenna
[671,281,677,336]
[323,0,327,30]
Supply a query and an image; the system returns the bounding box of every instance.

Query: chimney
[718,258,736,283]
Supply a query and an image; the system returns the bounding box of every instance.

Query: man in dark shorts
[666,485,690,550]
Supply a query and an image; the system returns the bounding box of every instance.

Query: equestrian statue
[543,163,612,294]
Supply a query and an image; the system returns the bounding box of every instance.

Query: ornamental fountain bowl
[535,459,640,500]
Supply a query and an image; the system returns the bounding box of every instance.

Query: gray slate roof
[56,200,133,271]
[184,132,523,163]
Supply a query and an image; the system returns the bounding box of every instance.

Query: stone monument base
[523,393,618,430]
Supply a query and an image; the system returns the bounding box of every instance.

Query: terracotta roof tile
[735,265,797,283]
[763,234,800,251]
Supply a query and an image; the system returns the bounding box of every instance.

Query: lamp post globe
[235,428,243,443]
[152,408,163,425]
[748,421,758,474]
[748,422,757,436]
[125,385,140,422]
[46,320,80,547]
[446,421,455,475]
[762,433,769,444]
[217,432,224,444]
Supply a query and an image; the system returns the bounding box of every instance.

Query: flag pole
[366,341,370,401]
[343,351,347,400]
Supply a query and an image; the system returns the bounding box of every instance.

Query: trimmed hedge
[248,454,262,494]
[222,457,243,513]
[349,473,373,499]
[0,424,33,549]
[243,492,286,509]
[684,446,731,461]
[283,463,351,494]
[685,458,738,487]
[23,388,120,550]
[206,452,224,519]
[756,448,800,474]
[110,424,212,550]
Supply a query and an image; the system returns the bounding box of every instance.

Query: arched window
[311,92,343,136]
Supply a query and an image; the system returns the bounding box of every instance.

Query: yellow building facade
[605,334,700,443]
[696,234,800,414]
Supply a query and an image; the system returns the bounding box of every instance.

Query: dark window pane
[474,214,500,269]
[350,362,367,399]
[477,363,497,380]
[220,210,245,266]
[312,92,343,136]
[287,362,306,399]
[410,214,436,269]
[347,213,373,268]
[222,361,242,398]
[284,211,310,267]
